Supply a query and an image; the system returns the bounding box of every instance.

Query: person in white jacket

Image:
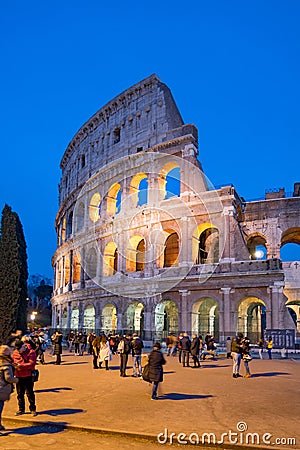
[98,335,111,370]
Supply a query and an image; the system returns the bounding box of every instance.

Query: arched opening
[85,248,97,279]
[61,307,67,329]
[72,253,81,283]
[286,301,300,333]
[281,228,300,261]
[107,183,121,216]
[247,235,267,260]
[164,231,179,267]
[193,223,219,264]
[103,242,118,276]
[155,300,178,340]
[66,211,73,239]
[237,297,266,343]
[61,217,66,243]
[89,192,101,222]
[83,304,95,332]
[64,256,70,286]
[126,235,145,272]
[165,167,180,198]
[75,202,85,232]
[71,307,79,330]
[101,304,117,333]
[130,173,148,207]
[191,298,219,341]
[126,302,144,334]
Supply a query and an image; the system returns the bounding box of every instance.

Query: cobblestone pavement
[2,351,300,449]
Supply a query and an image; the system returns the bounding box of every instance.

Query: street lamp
[30,311,37,322]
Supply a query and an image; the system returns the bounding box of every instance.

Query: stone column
[179,290,190,333]
[80,247,85,289]
[67,301,72,329]
[148,173,160,206]
[220,287,232,341]
[269,282,285,329]
[220,206,235,262]
[179,217,191,266]
[68,250,73,291]
[62,255,65,289]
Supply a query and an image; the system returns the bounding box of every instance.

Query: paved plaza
[1,349,300,449]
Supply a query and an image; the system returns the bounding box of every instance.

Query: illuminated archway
[126,235,145,272]
[281,228,300,261]
[83,304,95,331]
[89,192,101,222]
[72,253,81,283]
[107,183,121,216]
[159,162,180,200]
[126,302,144,333]
[191,298,219,340]
[101,303,117,333]
[75,202,85,232]
[163,231,179,267]
[71,307,79,330]
[247,234,267,260]
[103,241,118,276]
[86,248,97,279]
[155,300,178,339]
[192,223,219,264]
[237,297,266,343]
[130,173,148,207]
[61,307,67,329]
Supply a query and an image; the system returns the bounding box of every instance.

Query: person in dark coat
[190,334,200,368]
[0,345,19,430]
[181,333,191,367]
[51,330,63,365]
[148,342,166,400]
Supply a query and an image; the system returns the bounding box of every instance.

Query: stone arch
[103,241,118,276]
[237,296,267,343]
[85,247,97,279]
[247,233,267,260]
[66,211,73,239]
[280,227,300,261]
[75,202,85,232]
[155,300,178,340]
[191,297,220,341]
[126,235,145,272]
[71,306,79,330]
[163,230,179,267]
[130,173,148,207]
[107,183,121,216]
[83,304,95,331]
[192,223,219,264]
[61,216,66,243]
[64,256,70,286]
[72,252,81,283]
[101,303,117,333]
[159,162,180,200]
[61,306,68,329]
[89,192,101,223]
[125,301,144,334]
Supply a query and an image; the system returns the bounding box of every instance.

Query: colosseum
[51,74,300,346]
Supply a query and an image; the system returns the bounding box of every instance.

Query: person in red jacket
[11,339,37,416]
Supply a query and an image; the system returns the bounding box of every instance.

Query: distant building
[51,74,300,343]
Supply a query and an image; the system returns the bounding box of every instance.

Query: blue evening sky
[0,1,299,279]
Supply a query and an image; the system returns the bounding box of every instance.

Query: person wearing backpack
[118,334,131,377]
[131,333,144,377]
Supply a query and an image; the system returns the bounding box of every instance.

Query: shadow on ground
[1,422,66,436]
[35,387,73,393]
[159,393,214,400]
[38,408,85,416]
[251,372,290,378]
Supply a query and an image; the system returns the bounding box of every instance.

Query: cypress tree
[0,204,28,344]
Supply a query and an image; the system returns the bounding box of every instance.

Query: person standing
[131,333,144,377]
[98,335,111,370]
[258,338,264,359]
[118,334,131,377]
[0,345,19,431]
[11,339,37,416]
[148,342,166,400]
[226,337,232,359]
[241,336,252,378]
[51,330,63,365]
[181,333,191,367]
[190,334,200,368]
[92,335,101,369]
[231,332,243,378]
[177,333,183,364]
[266,336,273,359]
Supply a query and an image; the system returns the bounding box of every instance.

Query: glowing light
[255,250,264,259]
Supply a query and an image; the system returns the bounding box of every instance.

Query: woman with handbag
[148,342,166,400]
[11,339,37,416]
[0,345,19,431]
[241,336,252,378]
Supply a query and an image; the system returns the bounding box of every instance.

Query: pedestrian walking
[0,345,19,431]
[67,331,75,352]
[231,332,243,378]
[177,333,183,363]
[11,339,37,416]
[148,342,166,400]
